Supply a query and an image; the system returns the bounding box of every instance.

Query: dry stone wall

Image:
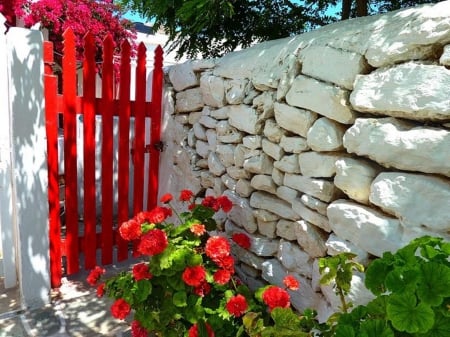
[160,1,450,321]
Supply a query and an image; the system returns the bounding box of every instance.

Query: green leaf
[417,262,450,306]
[173,291,187,307]
[359,319,395,337]
[133,279,152,302]
[365,259,391,295]
[270,308,301,330]
[334,324,356,337]
[386,293,435,333]
[385,268,420,294]
[417,312,450,337]
[366,295,389,318]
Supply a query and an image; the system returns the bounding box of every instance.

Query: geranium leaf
[334,324,356,337]
[417,312,450,337]
[365,259,390,295]
[270,308,301,330]
[417,262,450,306]
[385,268,419,293]
[133,279,152,302]
[366,295,388,317]
[173,291,187,307]
[359,319,395,337]
[387,293,434,333]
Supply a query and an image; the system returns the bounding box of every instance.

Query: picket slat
[100,34,115,265]
[44,41,62,287]
[117,40,132,261]
[147,45,164,210]
[82,33,97,270]
[62,29,79,275]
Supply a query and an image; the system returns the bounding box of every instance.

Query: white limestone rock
[280,136,309,153]
[262,138,284,161]
[235,179,254,198]
[207,151,226,176]
[286,75,356,124]
[277,240,313,278]
[276,219,297,241]
[264,119,287,143]
[274,154,301,174]
[299,152,340,178]
[188,110,203,125]
[200,171,216,189]
[196,140,210,158]
[225,79,249,105]
[277,54,301,101]
[343,117,450,177]
[253,91,275,119]
[254,209,280,222]
[243,135,262,149]
[300,194,328,216]
[274,102,318,138]
[351,63,450,121]
[243,153,274,175]
[370,172,450,232]
[210,106,229,120]
[334,157,382,205]
[291,198,331,232]
[250,191,300,221]
[217,126,243,144]
[272,167,285,186]
[216,144,235,167]
[307,117,347,152]
[233,245,266,270]
[221,174,237,191]
[300,45,370,90]
[250,175,277,194]
[325,234,370,265]
[227,166,251,180]
[193,122,206,140]
[228,105,264,135]
[276,186,298,203]
[175,88,204,113]
[327,200,405,257]
[191,59,216,71]
[168,61,199,92]
[294,220,328,258]
[224,190,258,233]
[284,174,342,202]
[440,45,450,66]
[200,73,225,108]
[198,115,217,129]
[257,219,277,239]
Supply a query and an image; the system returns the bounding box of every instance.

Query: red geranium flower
[147,206,170,223]
[213,269,231,285]
[180,189,194,202]
[96,283,105,297]
[262,286,291,311]
[119,219,142,241]
[214,255,235,273]
[217,195,232,212]
[182,265,206,287]
[137,229,168,256]
[193,281,211,297]
[232,233,251,249]
[188,322,215,337]
[160,193,173,204]
[132,263,153,281]
[86,266,105,286]
[202,196,219,211]
[111,298,131,320]
[283,275,300,291]
[226,294,248,317]
[205,236,231,261]
[131,320,148,337]
[190,223,206,236]
[135,211,150,224]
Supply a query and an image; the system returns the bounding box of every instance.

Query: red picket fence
[44,29,164,288]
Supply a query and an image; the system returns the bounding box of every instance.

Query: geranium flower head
[179,189,194,202]
[205,236,231,261]
[137,228,168,256]
[226,294,248,317]
[131,320,148,337]
[111,298,131,320]
[188,322,214,337]
[132,263,153,281]
[214,255,235,273]
[119,219,142,241]
[217,195,233,212]
[262,286,291,311]
[96,283,105,297]
[232,233,251,249]
[160,193,173,204]
[201,196,219,211]
[147,206,170,223]
[182,265,206,287]
[190,223,206,236]
[213,269,231,285]
[86,266,105,286]
[283,275,300,291]
[193,281,211,297]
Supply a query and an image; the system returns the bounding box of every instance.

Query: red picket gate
[44,29,164,288]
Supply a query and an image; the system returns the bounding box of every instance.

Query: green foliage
[119,0,439,59]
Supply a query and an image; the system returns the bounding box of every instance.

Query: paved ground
[0,266,134,337]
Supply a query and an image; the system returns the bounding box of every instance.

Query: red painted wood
[82,33,97,270]
[117,40,132,261]
[100,35,114,265]
[132,43,147,253]
[147,45,164,210]
[62,28,79,274]
[44,41,62,287]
